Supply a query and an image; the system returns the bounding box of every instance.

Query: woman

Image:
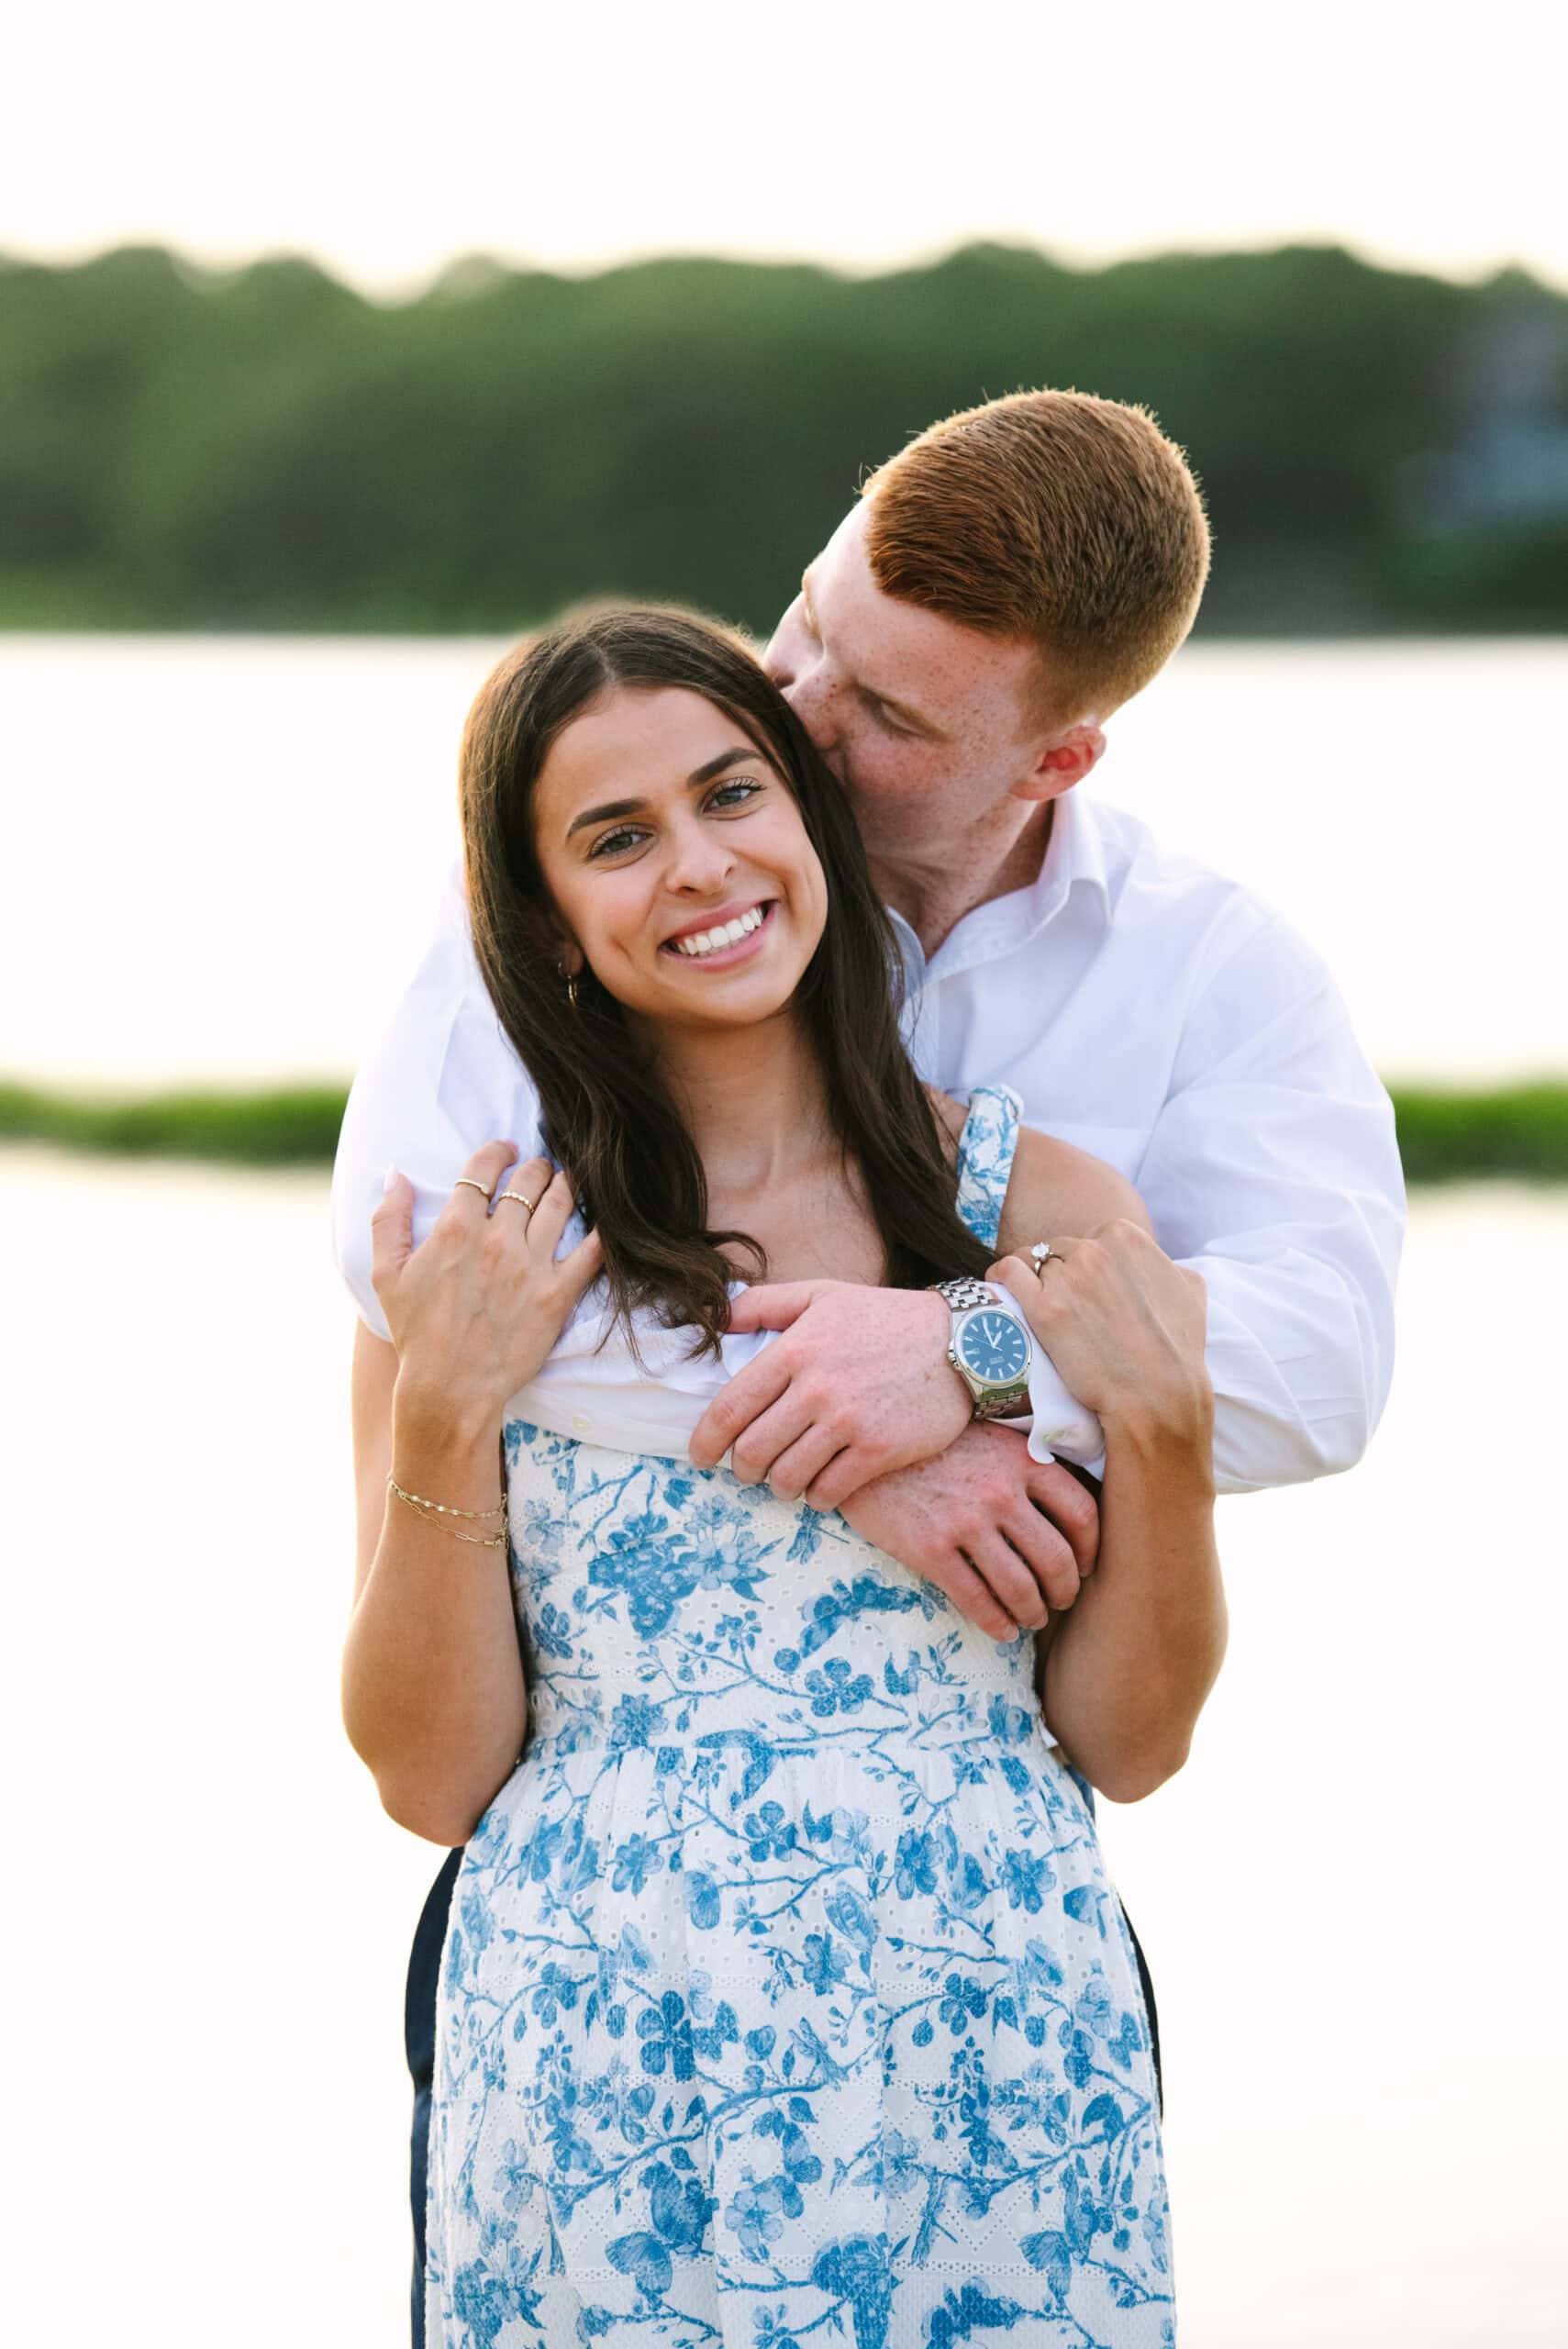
[342,607,1225,2348]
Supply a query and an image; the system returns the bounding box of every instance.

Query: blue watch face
[959,1308,1029,1386]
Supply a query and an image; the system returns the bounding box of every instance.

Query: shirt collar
[1024,785,1112,931]
[888,786,1113,989]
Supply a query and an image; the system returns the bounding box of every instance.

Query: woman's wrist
[392,1371,505,1468]
[1098,1375,1215,1476]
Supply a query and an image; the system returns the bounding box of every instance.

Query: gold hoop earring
[565,971,580,1009]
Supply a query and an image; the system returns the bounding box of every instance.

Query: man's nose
[782,662,839,755]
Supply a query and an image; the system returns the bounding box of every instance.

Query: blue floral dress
[427,1088,1173,2349]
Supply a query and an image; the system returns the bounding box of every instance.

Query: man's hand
[839,1424,1099,1639]
[689,1281,969,1507]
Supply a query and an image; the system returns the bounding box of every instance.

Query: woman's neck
[641,1008,836,1202]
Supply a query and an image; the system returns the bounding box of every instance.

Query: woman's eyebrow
[566,795,645,839]
[688,746,757,786]
[564,749,757,840]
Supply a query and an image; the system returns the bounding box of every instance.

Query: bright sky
[10,0,1564,295]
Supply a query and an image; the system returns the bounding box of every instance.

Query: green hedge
[0,1079,346,1165]
[3,1076,1565,1185]
[1388,1082,1568,1186]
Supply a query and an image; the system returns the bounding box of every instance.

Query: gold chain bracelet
[387,1472,510,1548]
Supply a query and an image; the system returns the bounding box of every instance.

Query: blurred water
[4,1150,1563,2344]
[5,634,1566,1089]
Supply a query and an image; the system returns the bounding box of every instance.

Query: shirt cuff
[993,1313,1106,1478]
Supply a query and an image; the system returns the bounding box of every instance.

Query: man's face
[763,501,1055,857]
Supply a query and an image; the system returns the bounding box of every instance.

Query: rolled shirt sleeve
[1134,911,1405,1493]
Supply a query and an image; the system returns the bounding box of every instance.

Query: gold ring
[495,1189,540,1213]
[454,1176,494,1201]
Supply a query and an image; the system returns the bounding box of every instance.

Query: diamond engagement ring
[1029,1242,1054,1275]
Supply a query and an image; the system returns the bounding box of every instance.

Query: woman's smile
[659,897,777,966]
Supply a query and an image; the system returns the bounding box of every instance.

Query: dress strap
[953,1084,1024,1251]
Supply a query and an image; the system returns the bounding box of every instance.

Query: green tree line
[3,240,1565,636]
[2,1076,1563,1186]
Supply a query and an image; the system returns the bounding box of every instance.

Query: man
[332,390,1404,2338]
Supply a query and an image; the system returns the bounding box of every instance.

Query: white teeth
[671,904,768,958]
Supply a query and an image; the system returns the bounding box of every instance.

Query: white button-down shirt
[331,787,1404,1493]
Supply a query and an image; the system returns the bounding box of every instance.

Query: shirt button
[570,1413,591,1437]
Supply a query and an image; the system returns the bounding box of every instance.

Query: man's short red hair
[861,389,1210,725]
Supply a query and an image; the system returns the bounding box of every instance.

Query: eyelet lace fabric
[427,1087,1173,2347]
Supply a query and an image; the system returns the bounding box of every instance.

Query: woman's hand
[371,1139,604,1433]
[989,1221,1211,1445]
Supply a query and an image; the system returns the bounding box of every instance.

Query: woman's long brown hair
[460,605,995,1354]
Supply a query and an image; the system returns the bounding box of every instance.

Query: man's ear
[1008,721,1106,807]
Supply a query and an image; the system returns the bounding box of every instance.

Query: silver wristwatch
[933,1276,1035,1420]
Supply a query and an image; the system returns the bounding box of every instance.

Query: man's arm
[692,913,1404,1504]
[1134,909,1404,1491]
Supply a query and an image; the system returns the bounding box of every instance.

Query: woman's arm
[341,1141,602,1845]
[994,1135,1227,1802]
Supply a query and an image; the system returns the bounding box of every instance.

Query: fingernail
[383,1165,399,1192]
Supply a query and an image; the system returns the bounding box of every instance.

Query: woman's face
[531,685,829,1036]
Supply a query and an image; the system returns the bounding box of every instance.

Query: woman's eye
[707,778,763,811]
[588,826,647,859]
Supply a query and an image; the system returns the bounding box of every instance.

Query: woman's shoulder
[997,1120,1154,1254]
[925,1086,969,1165]
[927,1083,1151,1251]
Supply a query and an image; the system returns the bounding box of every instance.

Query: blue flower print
[428,1094,1174,2347]
[823,1881,875,1954]
[743,1800,798,1861]
[860,2126,922,2203]
[608,1693,666,1751]
[725,2170,793,2261]
[611,1834,661,1894]
[805,1655,875,1717]
[811,2235,896,2349]
[643,2159,715,2254]
[459,1889,495,1955]
[493,2140,535,2217]
[530,1598,574,1658]
[987,1693,1036,1745]
[530,1961,583,2027]
[804,1802,875,1865]
[1001,1847,1055,1913]
[635,1990,695,2080]
[939,1973,988,2035]
[690,1998,739,2060]
[802,1931,849,1995]
[895,1828,939,1898]
[684,1868,722,1929]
